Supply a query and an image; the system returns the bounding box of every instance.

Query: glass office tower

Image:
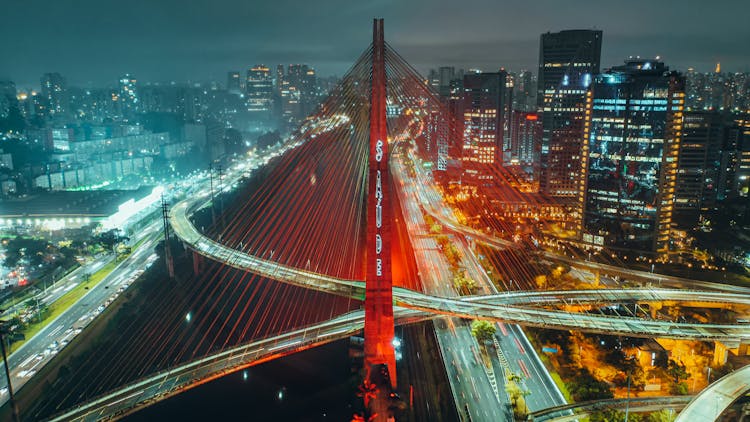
[581,59,685,254]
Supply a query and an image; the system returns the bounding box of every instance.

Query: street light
[624,355,635,422]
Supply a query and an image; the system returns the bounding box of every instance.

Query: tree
[507,371,523,384]
[470,320,496,344]
[505,381,521,405]
[590,409,644,422]
[648,409,676,422]
[666,359,689,384]
[504,373,530,420]
[453,273,478,295]
[3,237,49,267]
[534,328,571,350]
[566,368,613,402]
[669,381,689,395]
[534,274,547,289]
[94,229,128,251]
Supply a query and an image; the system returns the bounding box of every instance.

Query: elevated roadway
[170,193,750,343]
[675,363,750,422]
[528,396,691,421]
[46,308,428,422]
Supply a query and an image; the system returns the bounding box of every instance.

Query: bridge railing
[527,395,692,421]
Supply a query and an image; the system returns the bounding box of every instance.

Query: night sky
[1,0,748,87]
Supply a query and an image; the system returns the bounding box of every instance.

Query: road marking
[519,359,531,379]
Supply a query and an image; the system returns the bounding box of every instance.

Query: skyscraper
[427,69,439,93]
[732,115,750,197]
[0,80,17,119]
[580,59,685,254]
[509,111,541,165]
[460,71,509,186]
[538,29,602,197]
[40,72,69,118]
[674,111,723,215]
[287,64,317,116]
[118,74,139,119]
[512,70,536,112]
[277,64,319,131]
[246,65,274,118]
[227,71,241,94]
[438,66,455,98]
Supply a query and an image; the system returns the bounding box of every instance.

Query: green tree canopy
[648,409,676,422]
[471,320,496,344]
[566,368,613,402]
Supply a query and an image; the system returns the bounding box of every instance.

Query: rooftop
[0,186,154,218]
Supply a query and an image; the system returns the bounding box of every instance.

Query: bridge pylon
[364,17,397,391]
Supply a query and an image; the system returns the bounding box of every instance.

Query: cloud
[1,0,748,86]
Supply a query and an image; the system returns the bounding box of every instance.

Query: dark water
[125,340,357,422]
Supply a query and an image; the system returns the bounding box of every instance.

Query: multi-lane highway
[394,149,567,415]
[0,222,162,406]
[392,150,508,421]
[454,235,566,413]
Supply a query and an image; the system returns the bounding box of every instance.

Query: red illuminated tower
[364,18,396,388]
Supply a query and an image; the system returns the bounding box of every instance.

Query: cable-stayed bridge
[3,19,748,422]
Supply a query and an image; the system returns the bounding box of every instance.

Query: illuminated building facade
[538,30,602,197]
[460,71,509,186]
[512,70,536,112]
[423,110,449,171]
[246,65,274,116]
[674,111,723,214]
[118,74,139,120]
[733,115,750,197]
[581,59,685,254]
[287,64,318,118]
[40,72,69,118]
[510,111,541,165]
[277,64,318,132]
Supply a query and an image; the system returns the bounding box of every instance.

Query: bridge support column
[713,341,731,366]
[364,17,396,391]
[192,250,203,276]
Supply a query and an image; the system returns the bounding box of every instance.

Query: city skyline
[2,0,750,87]
[1,10,750,422]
